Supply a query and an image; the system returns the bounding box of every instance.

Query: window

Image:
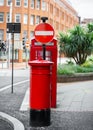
[36,16,40,24]
[30,31,34,39]
[46,3,48,12]
[42,0,46,11]
[6,13,10,22]
[0,30,4,40]
[15,14,21,23]
[50,4,53,14]
[36,0,40,10]
[14,34,20,40]
[30,15,35,25]
[55,8,59,17]
[31,0,35,9]
[0,0,4,6]
[7,0,12,6]
[23,30,27,38]
[23,14,28,24]
[24,0,28,7]
[15,0,21,6]
[0,13,4,23]
[62,12,64,20]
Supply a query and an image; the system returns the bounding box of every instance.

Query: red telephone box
[30,37,57,108]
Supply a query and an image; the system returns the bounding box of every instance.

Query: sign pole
[42,44,46,60]
[11,33,14,93]
[7,23,21,94]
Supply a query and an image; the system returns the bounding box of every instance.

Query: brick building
[0,0,79,62]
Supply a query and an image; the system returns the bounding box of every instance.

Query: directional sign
[7,23,21,33]
[34,23,54,44]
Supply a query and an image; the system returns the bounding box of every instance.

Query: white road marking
[0,80,29,92]
[20,88,29,111]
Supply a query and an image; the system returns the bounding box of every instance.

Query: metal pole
[11,33,14,93]
[25,48,28,68]
[7,40,10,68]
[1,51,4,69]
[42,44,46,60]
[7,2,12,68]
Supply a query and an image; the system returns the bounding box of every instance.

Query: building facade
[81,18,93,26]
[0,0,79,62]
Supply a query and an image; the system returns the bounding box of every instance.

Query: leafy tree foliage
[58,24,93,65]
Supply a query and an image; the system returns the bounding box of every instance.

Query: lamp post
[7,2,12,68]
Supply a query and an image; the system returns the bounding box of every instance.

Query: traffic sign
[34,23,54,44]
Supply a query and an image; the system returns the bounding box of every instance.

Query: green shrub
[81,60,93,68]
[57,64,75,75]
[57,62,93,75]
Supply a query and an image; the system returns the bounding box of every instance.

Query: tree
[58,25,93,65]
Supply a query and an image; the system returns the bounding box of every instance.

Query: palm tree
[58,25,93,65]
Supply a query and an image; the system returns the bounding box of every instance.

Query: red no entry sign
[34,23,54,44]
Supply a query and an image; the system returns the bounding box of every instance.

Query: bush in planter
[57,64,75,75]
[57,62,93,75]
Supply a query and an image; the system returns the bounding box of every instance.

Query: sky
[69,0,93,20]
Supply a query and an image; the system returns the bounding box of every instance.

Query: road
[0,69,93,130]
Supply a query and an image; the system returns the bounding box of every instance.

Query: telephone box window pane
[36,51,52,61]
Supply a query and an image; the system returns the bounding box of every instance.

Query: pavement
[0,61,28,70]
[0,62,93,130]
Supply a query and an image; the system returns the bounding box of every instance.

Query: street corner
[0,112,25,130]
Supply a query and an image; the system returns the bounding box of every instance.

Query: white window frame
[7,0,12,6]
[15,13,21,23]
[31,0,35,9]
[30,15,35,25]
[36,16,40,24]
[36,0,40,10]
[15,0,21,7]
[23,14,28,24]
[42,0,46,11]
[24,0,28,7]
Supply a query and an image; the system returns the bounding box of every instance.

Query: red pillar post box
[28,59,53,127]
[30,38,57,108]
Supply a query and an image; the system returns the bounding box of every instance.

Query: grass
[57,57,93,75]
